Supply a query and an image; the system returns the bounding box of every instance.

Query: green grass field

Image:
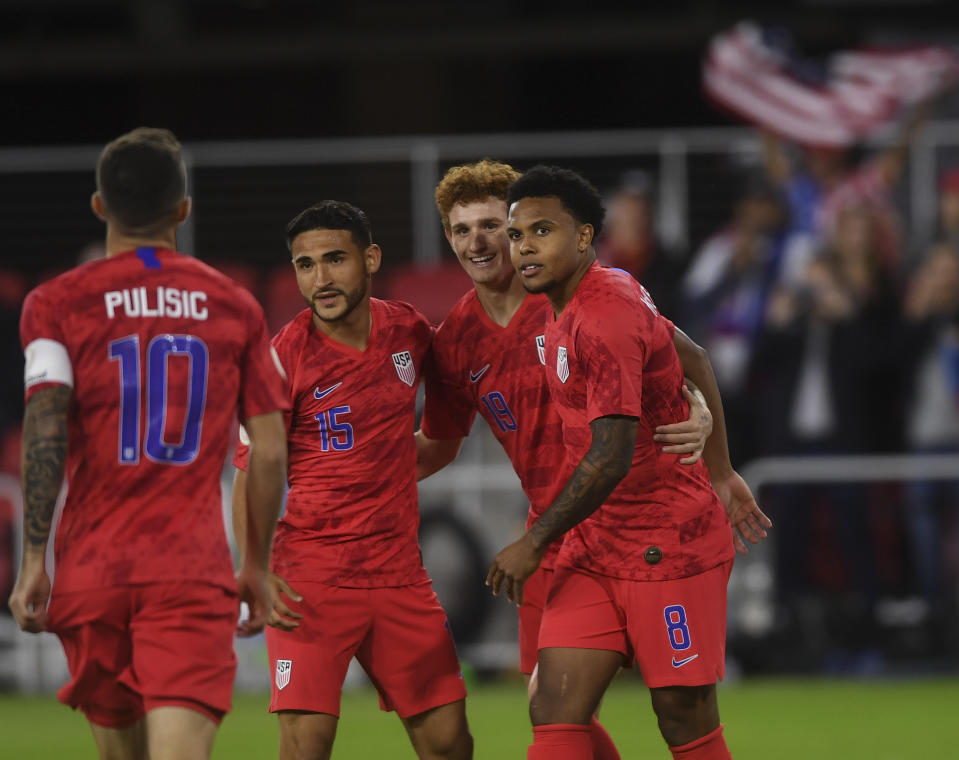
[3,675,955,758]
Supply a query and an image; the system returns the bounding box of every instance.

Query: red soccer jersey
[20,247,287,594]
[422,290,571,568]
[234,299,433,587]
[544,264,735,581]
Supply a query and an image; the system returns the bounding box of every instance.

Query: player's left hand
[711,470,772,555]
[235,562,272,637]
[654,385,712,464]
[487,533,544,606]
[8,557,51,634]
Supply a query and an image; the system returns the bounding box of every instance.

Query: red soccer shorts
[518,566,554,675]
[266,579,466,719]
[48,582,239,727]
[538,560,733,688]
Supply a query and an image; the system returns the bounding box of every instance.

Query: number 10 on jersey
[109,334,209,465]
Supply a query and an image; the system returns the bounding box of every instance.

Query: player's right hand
[266,572,303,631]
[8,562,51,634]
[487,533,544,606]
[236,563,272,637]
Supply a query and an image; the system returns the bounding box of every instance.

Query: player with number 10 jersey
[21,249,286,594]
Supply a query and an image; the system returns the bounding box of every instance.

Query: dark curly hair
[507,164,605,238]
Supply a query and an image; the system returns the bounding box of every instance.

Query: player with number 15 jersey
[231,202,470,759]
[236,298,434,588]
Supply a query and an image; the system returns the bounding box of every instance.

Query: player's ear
[175,197,192,224]
[365,244,382,275]
[444,228,454,250]
[578,223,594,252]
[90,191,107,222]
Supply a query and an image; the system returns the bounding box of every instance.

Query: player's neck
[474,274,528,327]
[547,250,596,317]
[312,298,373,351]
[104,226,178,257]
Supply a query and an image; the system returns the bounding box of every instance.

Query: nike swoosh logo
[469,364,490,383]
[671,654,699,668]
[314,381,343,400]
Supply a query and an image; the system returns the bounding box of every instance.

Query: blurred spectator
[757,200,906,454]
[935,168,959,250]
[901,242,959,627]
[681,174,787,464]
[752,201,908,667]
[762,105,929,287]
[596,170,685,319]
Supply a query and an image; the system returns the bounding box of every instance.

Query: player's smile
[446,198,514,287]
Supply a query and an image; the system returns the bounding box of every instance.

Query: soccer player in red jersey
[418,160,730,760]
[231,201,472,760]
[488,165,772,760]
[7,128,288,760]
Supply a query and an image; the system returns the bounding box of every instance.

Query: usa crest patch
[392,350,415,387]
[556,346,569,383]
[275,659,292,690]
[535,335,546,366]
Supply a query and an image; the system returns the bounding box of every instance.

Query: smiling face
[291,228,380,324]
[445,197,514,289]
[507,195,594,300]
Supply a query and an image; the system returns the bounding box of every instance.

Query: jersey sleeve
[233,321,294,472]
[236,293,290,423]
[576,297,649,423]
[232,423,252,472]
[420,321,475,440]
[21,285,74,402]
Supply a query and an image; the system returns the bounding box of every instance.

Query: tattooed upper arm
[21,385,71,549]
[586,415,637,481]
[527,414,637,550]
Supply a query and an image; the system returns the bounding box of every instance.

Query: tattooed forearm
[528,415,637,550]
[21,386,70,549]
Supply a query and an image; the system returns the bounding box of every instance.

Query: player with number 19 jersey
[234,298,433,588]
[423,289,570,566]
[422,288,571,675]
[20,247,288,595]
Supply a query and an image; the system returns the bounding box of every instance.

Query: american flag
[703,22,959,147]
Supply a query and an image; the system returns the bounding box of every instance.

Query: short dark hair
[285,200,373,252]
[507,165,605,238]
[96,127,186,232]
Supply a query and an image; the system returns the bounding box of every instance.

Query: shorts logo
[671,653,699,668]
[275,659,292,690]
[392,350,415,387]
[556,346,569,383]
[535,335,546,366]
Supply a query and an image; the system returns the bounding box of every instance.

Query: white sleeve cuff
[24,338,73,390]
